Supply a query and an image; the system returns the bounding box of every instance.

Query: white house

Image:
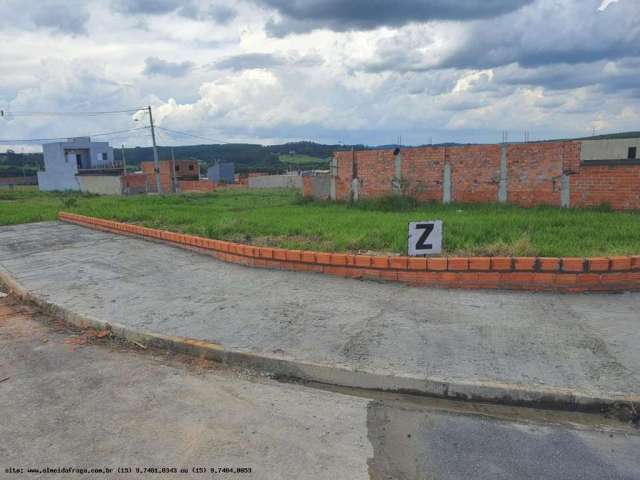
[37,137,115,191]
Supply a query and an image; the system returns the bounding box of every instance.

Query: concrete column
[498,144,508,203]
[443,164,452,204]
[351,178,360,202]
[330,158,337,201]
[559,142,570,208]
[561,174,570,208]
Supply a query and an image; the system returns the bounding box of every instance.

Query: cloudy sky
[0,0,638,150]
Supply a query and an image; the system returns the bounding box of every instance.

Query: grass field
[1,187,639,256]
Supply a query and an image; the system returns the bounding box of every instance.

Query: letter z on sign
[408,221,443,256]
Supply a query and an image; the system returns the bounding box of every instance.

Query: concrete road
[1,222,639,401]
[1,296,639,480]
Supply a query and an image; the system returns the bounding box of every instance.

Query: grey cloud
[360,50,434,74]
[212,52,323,71]
[497,60,640,96]
[214,53,285,71]
[496,63,605,91]
[359,0,640,102]
[0,0,91,35]
[440,0,640,70]
[143,57,195,77]
[178,3,237,23]
[111,0,186,15]
[113,0,236,23]
[207,5,237,24]
[254,0,533,36]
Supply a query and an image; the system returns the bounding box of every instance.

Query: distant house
[207,162,235,184]
[140,159,200,192]
[37,137,116,191]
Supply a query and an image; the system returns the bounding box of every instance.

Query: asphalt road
[1,295,639,480]
[1,221,639,401]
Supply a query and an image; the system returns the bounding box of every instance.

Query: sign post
[408,221,443,256]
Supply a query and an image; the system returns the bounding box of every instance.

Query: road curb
[1,265,638,413]
[58,212,640,293]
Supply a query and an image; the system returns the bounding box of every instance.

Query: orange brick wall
[571,164,640,210]
[402,147,446,202]
[356,150,396,199]
[122,173,147,189]
[334,151,354,200]
[507,142,569,206]
[303,176,313,197]
[448,145,501,203]
[178,180,215,192]
[333,141,640,210]
[141,160,198,178]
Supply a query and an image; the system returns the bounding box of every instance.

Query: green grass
[278,154,330,165]
[1,187,639,257]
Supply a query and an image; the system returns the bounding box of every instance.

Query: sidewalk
[1,222,639,408]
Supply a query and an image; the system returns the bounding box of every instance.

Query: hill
[114,141,354,174]
[2,132,639,177]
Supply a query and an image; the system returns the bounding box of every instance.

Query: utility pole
[170,146,177,193]
[148,105,162,194]
[121,144,127,173]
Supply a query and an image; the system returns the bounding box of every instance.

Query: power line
[155,126,230,144]
[0,127,149,144]
[1,107,146,118]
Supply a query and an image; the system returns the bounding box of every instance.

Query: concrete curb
[2,265,638,413]
[58,212,640,293]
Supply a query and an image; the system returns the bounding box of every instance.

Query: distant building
[37,137,116,191]
[207,162,235,184]
[140,159,200,192]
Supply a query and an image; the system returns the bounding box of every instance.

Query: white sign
[408,221,443,256]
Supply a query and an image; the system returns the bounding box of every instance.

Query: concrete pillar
[561,174,570,208]
[443,164,452,204]
[330,157,337,201]
[351,178,360,202]
[498,144,508,203]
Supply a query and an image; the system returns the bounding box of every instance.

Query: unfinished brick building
[304,137,640,210]
[140,159,200,193]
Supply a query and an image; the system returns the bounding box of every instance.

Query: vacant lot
[1,187,639,256]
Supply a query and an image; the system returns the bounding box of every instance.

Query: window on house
[175,165,180,171]
[188,165,194,171]
[629,147,637,160]
[102,152,108,161]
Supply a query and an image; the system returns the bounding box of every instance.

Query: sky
[0,0,638,151]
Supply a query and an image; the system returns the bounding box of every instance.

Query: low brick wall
[326,140,640,210]
[58,212,640,293]
[178,179,216,192]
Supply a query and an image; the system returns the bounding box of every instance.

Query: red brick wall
[141,160,199,179]
[333,141,640,210]
[356,150,396,199]
[571,165,640,210]
[178,180,215,192]
[302,176,313,197]
[334,151,354,200]
[122,173,147,189]
[448,145,500,203]
[507,142,564,206]
[402,147,446,202]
